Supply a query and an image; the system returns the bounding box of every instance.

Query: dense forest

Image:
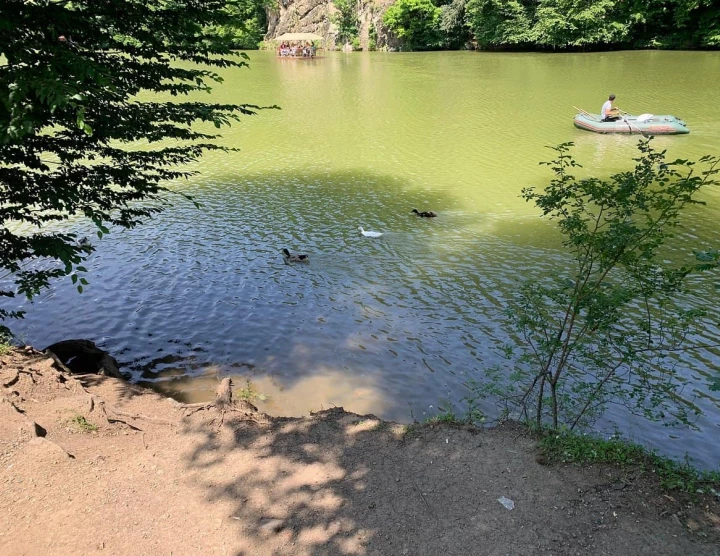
[462,0,720,50]
[229,0,719,51]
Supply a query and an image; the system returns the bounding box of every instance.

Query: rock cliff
[265,0,397,51]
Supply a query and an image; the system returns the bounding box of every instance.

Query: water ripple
[5,51,720,468]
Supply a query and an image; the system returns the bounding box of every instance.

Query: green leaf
[1,0,264,321]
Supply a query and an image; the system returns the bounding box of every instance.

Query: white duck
[358,226,383,238]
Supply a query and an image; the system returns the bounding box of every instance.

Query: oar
[617,108,635,118]
[614,108,652,136]
[573,106,599,121]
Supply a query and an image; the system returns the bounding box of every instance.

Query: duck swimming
[358,227,383,238]
[282,248,309,264]
[412,209,437,218]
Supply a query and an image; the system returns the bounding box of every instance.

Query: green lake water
[11,50,720,467]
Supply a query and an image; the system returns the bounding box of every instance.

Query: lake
[9,50,720,467]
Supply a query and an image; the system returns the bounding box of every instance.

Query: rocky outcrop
[265,0,333,42]
[44,339,124,379]
[265,0,398,51]
[357,0,398,50]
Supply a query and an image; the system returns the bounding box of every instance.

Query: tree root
[82,393,177,427]
[177,378,237,414]
[103,402,177,426]
[2,369,36,388]
[177,378,267,425]
[1,392,74,458]
[7,351,265,436]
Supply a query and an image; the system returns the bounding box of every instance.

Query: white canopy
[273,32,324,43]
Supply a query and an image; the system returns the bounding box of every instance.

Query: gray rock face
[265,0,334,44]
[265,0,398,51]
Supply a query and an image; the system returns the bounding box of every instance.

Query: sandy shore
[1,347,718,555]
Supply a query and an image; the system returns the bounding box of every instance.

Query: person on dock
[602,94,620,122]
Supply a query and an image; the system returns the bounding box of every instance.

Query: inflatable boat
[573,112,690,135]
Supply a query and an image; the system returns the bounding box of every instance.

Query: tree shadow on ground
[175,406,720,556]
[181,408,516,555]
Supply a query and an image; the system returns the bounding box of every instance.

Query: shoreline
[1,346,719,554]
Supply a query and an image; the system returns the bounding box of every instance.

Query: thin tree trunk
[536,374,546,428]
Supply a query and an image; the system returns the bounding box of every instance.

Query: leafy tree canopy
[0,0,264,333]
[331,0,361,45]
[211,0,269,49]
[439,0,471,49]
[383,0,444,50]
[464,0,720,50]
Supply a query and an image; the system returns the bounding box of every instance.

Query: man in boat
[601,94,621,122]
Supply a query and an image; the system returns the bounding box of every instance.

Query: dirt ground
[1,347,719,556]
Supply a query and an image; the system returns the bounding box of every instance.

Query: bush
[539,431,720,493]
[465,139,720,431]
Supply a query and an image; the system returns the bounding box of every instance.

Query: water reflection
[138,360,388,418]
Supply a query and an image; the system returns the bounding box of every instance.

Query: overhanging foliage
[0,0,268,331]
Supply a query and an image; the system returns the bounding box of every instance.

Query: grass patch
[425,412,463,425]
[401,422,424,440]
[539,431,720,494]
[0,330,12,357]
[400,411,469,440]
[67,414,98,433]
[235,380,267,403]
[367,419,390,432]
[424,402,486,426]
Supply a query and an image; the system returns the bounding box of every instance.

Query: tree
[463,0,720,50]
[383,0,443,50]
[439,0,471,49]
[532,0,629,48]
[464,0,537,48]
[211,0,269,50]
[466,140,720,430]
[331,0,360,45]
[0,0,264,335]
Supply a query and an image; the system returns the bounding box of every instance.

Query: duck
[412,209,437,218]
[358,227,383,238]
[282,248,309,264]
[77,237,93,252]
